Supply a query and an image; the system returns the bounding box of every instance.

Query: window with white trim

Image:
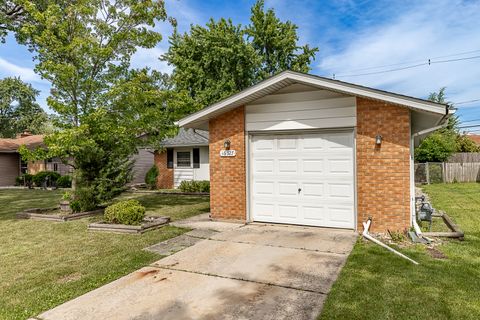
[176,151,191,168]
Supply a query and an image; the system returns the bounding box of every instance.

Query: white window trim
[174,148,193,169]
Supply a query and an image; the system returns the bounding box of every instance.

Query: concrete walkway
[36,219,357,320]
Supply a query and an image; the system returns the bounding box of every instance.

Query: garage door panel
[278,182,298,196]
[254,181,275,195]
[303,206,326,221]
[254,203,275,217]
[278,205,298,218]
[303,159,324,173]
[277,137,297,150]
[250,132,354,229]
[302,183,325,198]
[278,159,298,173]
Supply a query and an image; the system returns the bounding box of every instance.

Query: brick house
[177,71,451,232]
[154,128,210,189]
[0,132,72,186]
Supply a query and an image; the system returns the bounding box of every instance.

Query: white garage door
[250,131,355,229]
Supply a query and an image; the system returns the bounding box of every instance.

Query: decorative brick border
[88,216,170,234]
[16,207,104,222]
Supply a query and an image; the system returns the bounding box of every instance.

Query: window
[176,151,191,168]
[193,148,200,168]
[167,148,174,168]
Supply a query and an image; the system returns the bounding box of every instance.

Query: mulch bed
[88,216,170,234]
[16,207,104,222]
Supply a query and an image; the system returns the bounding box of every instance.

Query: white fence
[415,162,480,184]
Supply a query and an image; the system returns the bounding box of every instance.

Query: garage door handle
[298,188,302,193]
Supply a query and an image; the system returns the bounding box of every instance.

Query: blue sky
[1,0,479,132]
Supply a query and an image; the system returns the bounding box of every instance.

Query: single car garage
[177,70,451,232]
[249,131,355,228]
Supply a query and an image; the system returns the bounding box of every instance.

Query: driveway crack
[152,264,328,295]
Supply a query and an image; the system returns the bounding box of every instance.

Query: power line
[458,124,480,129]
[333,49,480,73]
[459,118,480,124]
[455,99,480,105]
[332,54,480,78]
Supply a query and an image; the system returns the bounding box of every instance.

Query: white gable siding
[245,89,356,132]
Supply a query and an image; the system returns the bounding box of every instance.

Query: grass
[320,183,480,320]
[0,189,209,320]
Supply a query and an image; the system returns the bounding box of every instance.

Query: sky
[1,0,479,132]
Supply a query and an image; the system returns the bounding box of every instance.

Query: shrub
[145,165,158,189]
[15,173,33,186]
[32,171,61,187]
[104,199,145,225]
[178,180,210,193]
[70,187,98,212]
[56,175,72,188]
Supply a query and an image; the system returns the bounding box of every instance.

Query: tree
[414,131,457,162]
[163,18,259,111]
[17,0,171,208]
[162,0,318,112]
[246,0,318,79]
[0,77,47,138]
[415,87,479,161]
[0,1,25,42]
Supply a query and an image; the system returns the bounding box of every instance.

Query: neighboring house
[130,148,155,185]
[466,134,480,146]
[0,132,71,186]
[177,70,451,232]
[154,128,209,188]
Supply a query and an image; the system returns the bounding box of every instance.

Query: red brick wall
[209,106,246,221]
[154,151,173,189]
[356,97,411,232]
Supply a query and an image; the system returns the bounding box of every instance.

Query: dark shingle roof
[161,128,209,147]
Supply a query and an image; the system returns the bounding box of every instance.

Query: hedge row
[15,171,72,188]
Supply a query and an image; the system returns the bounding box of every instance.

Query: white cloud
[0,57,43,83]
[317,0,480,110]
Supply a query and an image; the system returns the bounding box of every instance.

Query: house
[466,134,480,145]
[177,70,451,232]
[0,132,71,186]
[154,128,209,188]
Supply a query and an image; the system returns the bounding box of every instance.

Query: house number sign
[220,150,236,157]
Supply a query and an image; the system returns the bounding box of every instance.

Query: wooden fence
[415,162,480,184]
[447,153,480,163]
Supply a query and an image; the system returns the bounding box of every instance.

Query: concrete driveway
[37,222,357,320]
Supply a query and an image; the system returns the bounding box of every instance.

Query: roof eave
[177,70,447,128]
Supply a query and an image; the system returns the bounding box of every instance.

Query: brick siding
[154,151,173,189]
[356,97,411,232]
[209,106,246,221]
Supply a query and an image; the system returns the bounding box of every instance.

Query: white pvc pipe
[413,220,423,236]
[362,220,419,265]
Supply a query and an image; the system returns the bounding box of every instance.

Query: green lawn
[0,189,209,320]
[320,183,480,319]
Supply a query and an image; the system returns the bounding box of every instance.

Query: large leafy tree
[164,18,259,111]
[415,88,479,162]
[17,0,172,208]
[246,0,318,79]
[162,0,318,112]
[0,77,47,138]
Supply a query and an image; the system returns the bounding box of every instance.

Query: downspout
[411,105,453,235]
[362,218,419,265]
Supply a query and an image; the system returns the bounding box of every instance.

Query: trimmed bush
[32,171,61,187]
[178,180,210,193]
[145,165,158,189]
[56,175,72,188]
[70,187,97,213]
[15,173,33,186]
[104,199,146,225]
